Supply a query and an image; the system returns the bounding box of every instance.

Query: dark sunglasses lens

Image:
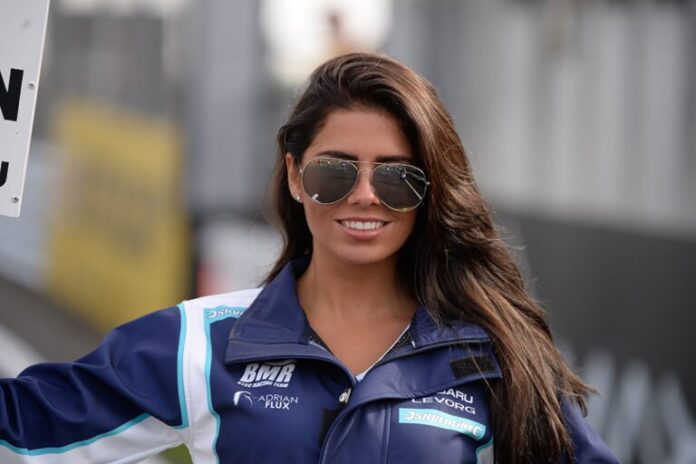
[302,159,357,204]
[373,164,428,210]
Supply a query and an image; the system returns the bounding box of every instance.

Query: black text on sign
[0,160,8,187]
[0,68,24,122]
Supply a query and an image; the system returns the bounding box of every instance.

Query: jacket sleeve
[0,306,188,463]
[562,396,620,464]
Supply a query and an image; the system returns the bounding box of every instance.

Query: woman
[0,53,617,463]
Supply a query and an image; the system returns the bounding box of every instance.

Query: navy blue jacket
[0,260,618,463]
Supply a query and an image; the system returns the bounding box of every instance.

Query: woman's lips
[336,218,390,240]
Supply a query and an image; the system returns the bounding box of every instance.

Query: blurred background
[1,0,695,462]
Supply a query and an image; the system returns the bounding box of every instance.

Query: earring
[294,193,301,202]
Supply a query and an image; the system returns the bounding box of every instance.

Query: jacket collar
[225,259,490,365]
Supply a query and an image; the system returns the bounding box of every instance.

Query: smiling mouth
[339,220,386,231]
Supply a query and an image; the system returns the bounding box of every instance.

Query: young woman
[0,53,618,463]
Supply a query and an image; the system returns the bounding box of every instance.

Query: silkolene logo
[238,360,296,388]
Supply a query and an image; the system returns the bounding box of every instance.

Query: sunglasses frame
[296,157,430,212]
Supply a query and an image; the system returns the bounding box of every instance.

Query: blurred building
[0,0,694,462]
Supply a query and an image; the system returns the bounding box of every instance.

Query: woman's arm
[0,306,188,463]
[562,396,620,464]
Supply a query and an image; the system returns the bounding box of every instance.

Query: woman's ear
[285,154,302,202]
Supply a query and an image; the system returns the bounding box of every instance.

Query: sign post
[0,0,50,217]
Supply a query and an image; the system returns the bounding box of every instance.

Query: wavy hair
[265,52,591,463]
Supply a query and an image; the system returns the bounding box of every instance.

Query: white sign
[0,0,50,217]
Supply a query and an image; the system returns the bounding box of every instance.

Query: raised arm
[0,306,188,463]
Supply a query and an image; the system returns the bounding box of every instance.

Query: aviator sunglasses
[298,157,429,212]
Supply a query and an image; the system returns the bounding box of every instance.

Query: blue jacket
[0,260,618,463]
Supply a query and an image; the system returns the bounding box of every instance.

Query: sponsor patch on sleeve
[398,408,486,441]
[204,305,247,321]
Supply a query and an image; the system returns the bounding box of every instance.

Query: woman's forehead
[304,108,413,162]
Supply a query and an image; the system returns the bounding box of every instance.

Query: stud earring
[294,194,301,202]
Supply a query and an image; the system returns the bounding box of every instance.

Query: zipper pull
[338,387,352,405]
[319,390,351,447]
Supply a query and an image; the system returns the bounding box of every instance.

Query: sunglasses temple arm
[404,178,426,200]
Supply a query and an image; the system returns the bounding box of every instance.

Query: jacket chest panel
[323,382,493,464]
[385,383,493,463]
[210,360,347,463]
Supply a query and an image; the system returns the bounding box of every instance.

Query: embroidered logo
[257,394,299,410]
[232,390,299,410]
[204,305,246,321]
[233,390,253,406]
[399,408,486,440]
[411,388,477,415]
[237,360,296,388]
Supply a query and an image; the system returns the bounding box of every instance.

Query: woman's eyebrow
[375,155,413,163]
[315,150,355,159]
[315,150,413,163]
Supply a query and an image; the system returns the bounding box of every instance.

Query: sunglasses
[298,157,429,211]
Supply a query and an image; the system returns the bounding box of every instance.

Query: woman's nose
[346,169,380,206]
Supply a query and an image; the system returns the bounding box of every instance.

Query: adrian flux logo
[232,390,299,411]
[233,391,253,407]
[237,360,296,388]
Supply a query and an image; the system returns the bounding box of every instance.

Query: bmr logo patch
[238,360,296,388]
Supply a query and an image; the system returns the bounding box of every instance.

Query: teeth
[341,220,384,231]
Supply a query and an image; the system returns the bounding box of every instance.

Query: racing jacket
[0,259,619,463]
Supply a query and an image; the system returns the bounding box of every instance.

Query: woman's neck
[296,253,415,326]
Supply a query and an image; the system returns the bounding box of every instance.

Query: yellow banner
[48,100,190,332]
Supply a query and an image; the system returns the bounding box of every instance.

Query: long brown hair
[265,52,591,463]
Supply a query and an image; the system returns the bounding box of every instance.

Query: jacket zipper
[317,338,492,463]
